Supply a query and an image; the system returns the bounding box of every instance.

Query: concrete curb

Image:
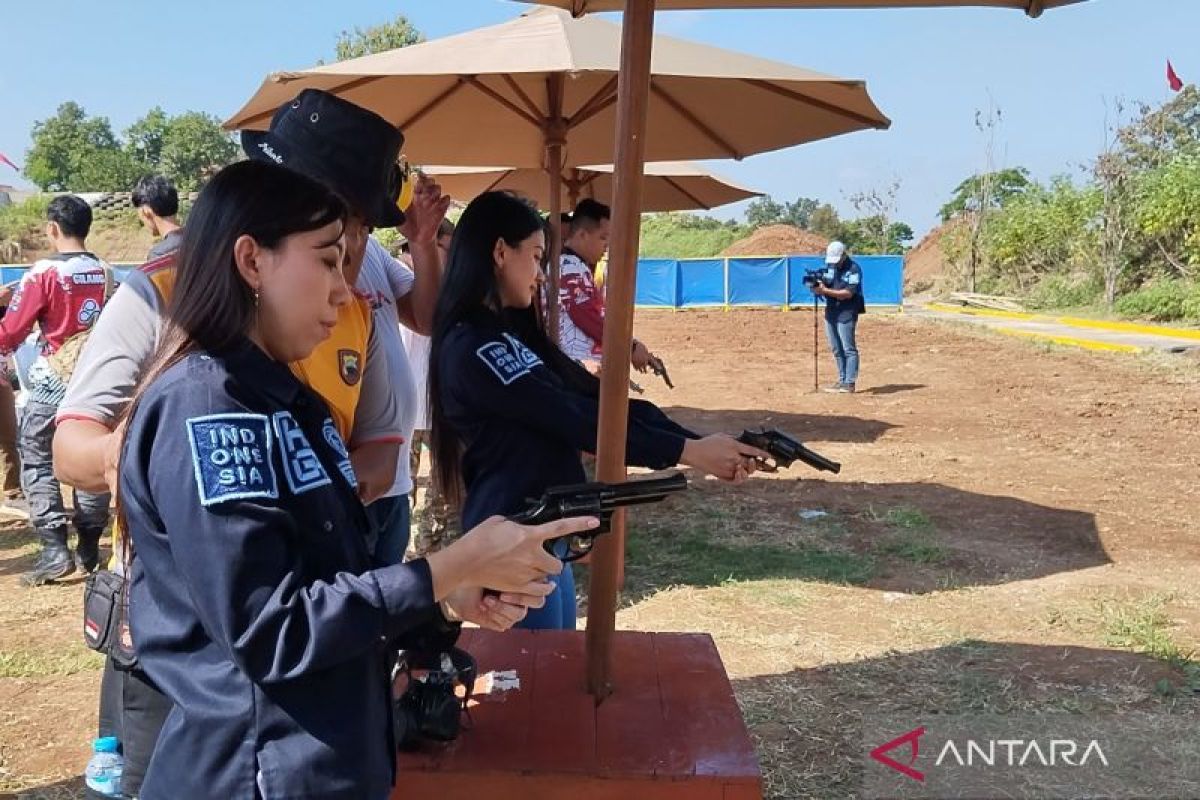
[925,303,1200,341]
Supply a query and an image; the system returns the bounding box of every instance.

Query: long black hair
[117,159,347,539]
[429,191,599,503]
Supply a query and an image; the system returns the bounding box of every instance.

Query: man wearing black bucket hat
[53,88,450,799]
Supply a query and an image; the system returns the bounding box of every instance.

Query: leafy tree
[125,106,170,167]
[745,195,785,227]
[334,15,424,61]
[808,204,842,240]
[24,102,130,191]
[157,112,239,192]
[1135,151,1200,273]
[939,167,1031,222]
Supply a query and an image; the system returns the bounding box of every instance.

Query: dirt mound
[904,220,962,293]
[19,222,155,264]
[721,224,829,257]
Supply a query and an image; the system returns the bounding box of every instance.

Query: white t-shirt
[400,327,431,431]
[356,237,418,497]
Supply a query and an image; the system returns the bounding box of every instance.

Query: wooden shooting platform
[393,629,763,800]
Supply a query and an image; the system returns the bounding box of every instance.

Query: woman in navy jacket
[429,191,766,630]
[118,162,596,799]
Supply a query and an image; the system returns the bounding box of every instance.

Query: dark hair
[132,175,180,217]
[47,195,92,239]
[569,198,610,234]
[116,160,347,542]
[429,192,598,502]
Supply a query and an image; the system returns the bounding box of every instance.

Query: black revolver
[509,472,688,562]
[738,428,841,474]
[647,354,674,389]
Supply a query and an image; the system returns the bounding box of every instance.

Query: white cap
[825,241,846,265]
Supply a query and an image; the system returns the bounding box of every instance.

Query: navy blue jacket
[438,310,692,529]
[822,257,866,323]
[120,339,451,799]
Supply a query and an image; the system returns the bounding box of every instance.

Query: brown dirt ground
[721,224,829,258]
[2,309,1198,798]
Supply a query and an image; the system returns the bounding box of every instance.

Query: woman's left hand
[441,585,550,632]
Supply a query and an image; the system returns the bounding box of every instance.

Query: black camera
[801,268,826,289]
[393,648,477,750]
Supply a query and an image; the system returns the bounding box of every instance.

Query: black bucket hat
[241,89,406,228]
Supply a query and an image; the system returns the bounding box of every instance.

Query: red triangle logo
[870,726,926,782]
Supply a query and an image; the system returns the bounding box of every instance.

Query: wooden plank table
[393,629,762,800]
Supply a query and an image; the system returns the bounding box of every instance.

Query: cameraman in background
[812,241,865,394]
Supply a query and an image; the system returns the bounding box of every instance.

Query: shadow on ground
[662,406,898,445]
[734,641,1200,799]
[609,475,1108,600]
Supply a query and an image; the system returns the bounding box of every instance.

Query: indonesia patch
[186,414,278,507]
[272,412,331,495]
[338,349,362,386]
[322,418,357,488]
[477,339,541,385]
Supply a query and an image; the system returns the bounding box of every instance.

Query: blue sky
[0,0,1191,237]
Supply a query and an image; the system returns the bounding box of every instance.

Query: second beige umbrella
[425,161,761,212]
[522,0,1083,14]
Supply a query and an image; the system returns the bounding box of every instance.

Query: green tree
[125,106,170,167]
[745,195,785,227]
[334,14,424,61]
[24,102,139,191]
[808,204,842,240]
[158,112,240,192]
[939,167,1032,222]
[1135,151,1200,272]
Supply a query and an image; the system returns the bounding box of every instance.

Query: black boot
[21,527,75,587]
[75,527,103,575]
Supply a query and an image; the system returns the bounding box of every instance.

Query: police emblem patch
[185,413,278,507]
[272,412,331,495]
[338,349,362,386]
[322,418,357,488]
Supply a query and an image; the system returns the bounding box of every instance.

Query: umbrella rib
[568,77,619,126]
[741,78,889,130]
[484,170,515,194]
[502,74,545,120]
[660,175,711,211]
[649,81,742,160]
[568,91,619,131]
[399,78,470,131]
[464,76,546,130]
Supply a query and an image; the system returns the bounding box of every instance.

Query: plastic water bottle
[84,736,123,797]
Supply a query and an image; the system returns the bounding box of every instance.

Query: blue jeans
[824,316,860,386]
[516,564,576,630]
[366,493,410,566]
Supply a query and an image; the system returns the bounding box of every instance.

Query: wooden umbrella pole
[546,74,567,343]
[586,0,656,702]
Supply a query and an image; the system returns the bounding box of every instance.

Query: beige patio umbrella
[226,6,887,346]
[504,0,1089,697]
[424,161,761,211]
[523,0,1083,14]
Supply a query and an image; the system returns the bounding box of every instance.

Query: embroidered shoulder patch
[322,418,357,489]
[847,272,861,286]
[185,414,278,507]
[477,338,542,385]
[272,412,331,495]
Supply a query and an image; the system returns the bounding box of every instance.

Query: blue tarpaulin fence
[634,255,904,309]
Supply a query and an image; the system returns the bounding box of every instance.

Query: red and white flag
[1167,60,1184,92]
[0,152,19,172]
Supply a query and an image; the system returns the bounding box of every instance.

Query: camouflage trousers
[407,430,460,557]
